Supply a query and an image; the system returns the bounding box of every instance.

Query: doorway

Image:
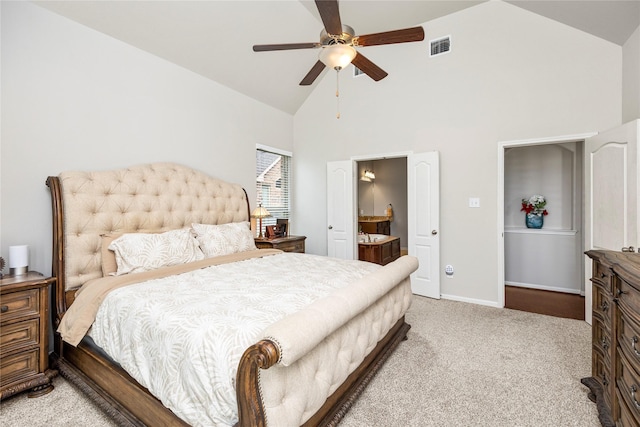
[327,151,441,298]
[498,133,596,320]
[356,158,408,254]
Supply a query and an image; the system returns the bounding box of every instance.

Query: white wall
[0,2,293,276]
[292,1,621,305]
[623,26,640,122]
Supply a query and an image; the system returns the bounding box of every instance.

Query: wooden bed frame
[46,164,412,426]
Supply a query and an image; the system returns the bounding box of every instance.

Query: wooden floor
[505,285,585,320]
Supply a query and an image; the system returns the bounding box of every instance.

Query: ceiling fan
[252,0,425,86]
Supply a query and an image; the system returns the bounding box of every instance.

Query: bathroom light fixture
[360,169,375,182]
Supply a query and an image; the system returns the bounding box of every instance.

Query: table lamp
[251,204,271,239]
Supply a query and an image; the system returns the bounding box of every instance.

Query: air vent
[430,36,451,57]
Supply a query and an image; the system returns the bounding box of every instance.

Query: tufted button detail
[58,163,251,290]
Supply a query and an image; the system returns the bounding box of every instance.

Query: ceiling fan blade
[253,42,320,52]
[351,52,388,82]
[355,26,425,47]
[315,0,342,35]
[300,60,326,86]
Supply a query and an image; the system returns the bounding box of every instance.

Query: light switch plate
[469,197,480,208]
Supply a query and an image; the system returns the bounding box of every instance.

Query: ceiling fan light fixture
[319,44,357,70]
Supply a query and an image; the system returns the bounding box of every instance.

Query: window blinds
[256,148,291,229]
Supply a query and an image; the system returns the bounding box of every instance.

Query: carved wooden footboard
[236,318,410,427]
[52,315,410,427]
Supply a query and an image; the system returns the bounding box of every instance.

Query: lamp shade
[319,44,357,70]
[251,205,271,219]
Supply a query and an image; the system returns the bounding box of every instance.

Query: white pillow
[108,228,204,276]
[191,222,257,258]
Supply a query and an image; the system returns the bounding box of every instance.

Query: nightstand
[255,235,306,253]
[1,272,57,400]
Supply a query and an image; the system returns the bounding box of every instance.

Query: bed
[46,162,418,426]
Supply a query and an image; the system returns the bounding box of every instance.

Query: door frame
[497,132,597,309]
[350,150,441,299]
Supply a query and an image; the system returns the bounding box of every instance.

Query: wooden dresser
[254,235,306,253]
[583,250,640,426]
[0,272,57,400]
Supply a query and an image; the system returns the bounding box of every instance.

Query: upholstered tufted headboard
[48,163,250,298]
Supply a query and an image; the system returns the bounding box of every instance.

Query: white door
[584,120,639,324]
[408,152,440,298]
[327,161,355,259]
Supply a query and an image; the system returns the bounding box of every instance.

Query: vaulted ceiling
[33,1,640,115]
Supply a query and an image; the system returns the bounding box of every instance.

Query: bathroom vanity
[358,234,401,266]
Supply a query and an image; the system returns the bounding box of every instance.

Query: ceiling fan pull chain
[336,69,340,119]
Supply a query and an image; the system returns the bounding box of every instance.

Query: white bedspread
[88,252,380,427]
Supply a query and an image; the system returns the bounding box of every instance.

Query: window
[256,145,291,234]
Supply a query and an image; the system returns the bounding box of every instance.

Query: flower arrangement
[521,195,548,216]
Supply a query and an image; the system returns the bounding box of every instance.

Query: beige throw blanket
[58,249,282,346]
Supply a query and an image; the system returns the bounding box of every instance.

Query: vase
[525,213,544,229]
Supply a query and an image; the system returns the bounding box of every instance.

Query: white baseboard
[440,293,501,308]
[505,281,582,295]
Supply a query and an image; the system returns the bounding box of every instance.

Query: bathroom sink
[358,234,392,243]
[358,235,401,265]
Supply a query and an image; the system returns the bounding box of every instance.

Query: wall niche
[504,142,583,294]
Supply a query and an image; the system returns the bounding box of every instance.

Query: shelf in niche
[504,228,577,236]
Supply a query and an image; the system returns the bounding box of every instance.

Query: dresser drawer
[0,348,39,388]
[277,240,304,253]
[591,261,613,292]
[0,318,39,356]
[255,236,306,253]
[617,278,640,326]
[0,289,40,323]
[594,349,613,409]
[617,353,640,424]
[593,260,613,293]
[593,282,613,325]
[594,318,613,364]
[618,388,638,427]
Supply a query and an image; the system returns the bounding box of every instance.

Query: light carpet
[0,296,599,426]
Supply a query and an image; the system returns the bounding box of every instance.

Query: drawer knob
[633,336,640,357]
[631,385,640,409]
[0,305,8,313]
[600,301,609,312]
[602,373,609,386]
[600,272,606,278]
[601,338,609,350]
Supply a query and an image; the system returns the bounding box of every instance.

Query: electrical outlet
[445,264,454,277]
[468,197,480,208]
